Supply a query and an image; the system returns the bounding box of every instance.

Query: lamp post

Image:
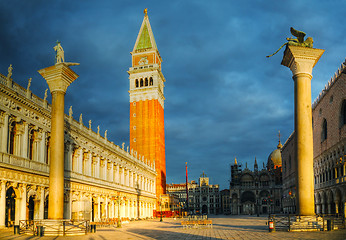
[160,198,163,222]
[117,194,121,228]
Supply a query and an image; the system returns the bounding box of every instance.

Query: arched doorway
[28,196,35,220]
[5,187,16,227]
[92,198,95,222]
[241,191,256,215]
[202,205,208,214]
[44,195,48,219]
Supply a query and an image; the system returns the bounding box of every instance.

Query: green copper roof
[136,23,152,50]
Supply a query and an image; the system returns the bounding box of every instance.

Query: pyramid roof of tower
[133,11,158,52]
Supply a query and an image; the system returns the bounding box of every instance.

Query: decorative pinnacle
[277,130,283,149]
[144,8,148,16]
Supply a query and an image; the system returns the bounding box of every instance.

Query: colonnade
[0,178,155,228]
[65,144,155,193]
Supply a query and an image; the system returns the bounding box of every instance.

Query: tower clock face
[139,57,149,65]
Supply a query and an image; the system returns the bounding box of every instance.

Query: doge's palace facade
[0,68,156,227]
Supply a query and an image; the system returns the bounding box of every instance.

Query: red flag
[185,162,188,211]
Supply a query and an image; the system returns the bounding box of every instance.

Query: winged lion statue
[266,27,313,58]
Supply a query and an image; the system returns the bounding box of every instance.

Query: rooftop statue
[266,27,313,58]
[54,41,65,64]
[7,64,13,79]
[44,89,48,101]
[27,78,32,91]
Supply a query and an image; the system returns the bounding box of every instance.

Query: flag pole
[185,162,189,214]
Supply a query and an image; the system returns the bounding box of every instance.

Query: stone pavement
[0,216,345,240]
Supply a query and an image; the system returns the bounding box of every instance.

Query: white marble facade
[0,70,156,227]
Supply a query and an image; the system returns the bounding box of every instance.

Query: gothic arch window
[321,118,327,142]
[288,155,291,169]
[340,99,346,127]
[140,79,143,87]
[135,79,139,88]
[145,78,148,86]
[149,77,153,86]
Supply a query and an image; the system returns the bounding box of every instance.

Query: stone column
[39,187,45,219]
[281,45,324,216]
[20,184,27,222]
[39,131,46,163]
[38,62,79,219]
[14,123,24,156]
[0,181,6,228]
[21,122,28,159]
[97,196,101,221]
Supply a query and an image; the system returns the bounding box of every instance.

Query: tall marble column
[281,45,324,215]
[38,62,79,219]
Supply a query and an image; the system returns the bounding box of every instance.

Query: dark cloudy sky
[1,0,345,189]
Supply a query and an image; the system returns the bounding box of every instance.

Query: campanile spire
[128,9,166,202]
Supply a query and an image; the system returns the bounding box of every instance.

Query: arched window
[135,79,139,88]
[28,129,34,160]
[145,78,148,86]
[45,136,50,164]
[8,121,15,154]
[140,79,143,87]
[288,155,291,169]
[340,99,346,127]
[149,77,153,86]
[321,118,327,142]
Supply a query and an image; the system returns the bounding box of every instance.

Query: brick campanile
[128,9,166,201]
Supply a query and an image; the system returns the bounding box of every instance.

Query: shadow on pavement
[127,228,220,240]
[212,223,267,231]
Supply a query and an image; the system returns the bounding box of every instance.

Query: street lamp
[117,194,122,228]
[159,197,163,222]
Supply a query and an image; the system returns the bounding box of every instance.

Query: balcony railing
[0,152,49,173]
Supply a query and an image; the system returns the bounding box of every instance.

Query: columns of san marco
[38,43,79,219]
[281,45,324,216]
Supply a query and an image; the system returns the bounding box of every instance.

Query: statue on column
[54,41,65,64]
[27,78,32,91]
[79,114,83,124]
[266,27,314,58]
[7,64,13,79]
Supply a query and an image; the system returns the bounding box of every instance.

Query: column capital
[38,63,79,93]
[281,45,324,76]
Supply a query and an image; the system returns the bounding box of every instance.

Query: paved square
[0,216,345,240]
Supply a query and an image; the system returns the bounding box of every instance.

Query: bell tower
[128,9,166,199]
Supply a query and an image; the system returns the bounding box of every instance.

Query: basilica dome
[267,141,282,170]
